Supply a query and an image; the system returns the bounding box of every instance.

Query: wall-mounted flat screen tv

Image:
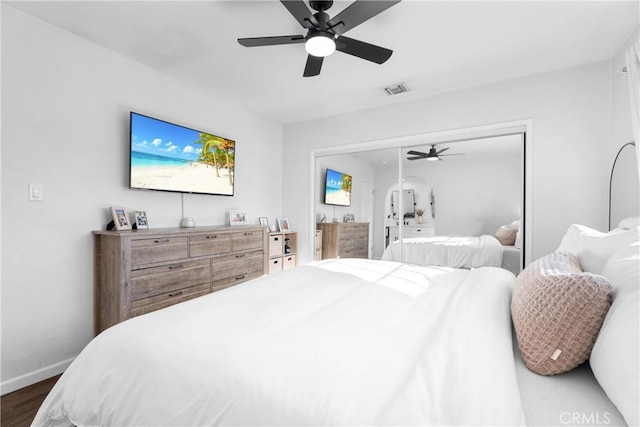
[129,112,235,196]
[324,168,352,206]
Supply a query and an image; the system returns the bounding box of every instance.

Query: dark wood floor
[1,375,60,427]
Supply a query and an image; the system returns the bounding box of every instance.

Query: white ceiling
[348,133,523,166]
[6,1,639,125]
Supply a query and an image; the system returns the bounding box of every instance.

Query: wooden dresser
[93,225,267,334]
[316,222,369,259]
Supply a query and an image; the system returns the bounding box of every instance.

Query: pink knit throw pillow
[511,252,612,376]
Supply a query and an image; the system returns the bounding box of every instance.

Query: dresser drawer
[131,237,188,266]
[130,259,210,301]
[130,283,210,318]
[338,246,356,257]
[353,247,369,258]
[212,270,262,292]
[340,223,365,236]
[338,236,353,247]
[189,233,232,258]
[355,235,368,247]
[412,227,435,236]
[232,230,263,252]
[211,250,263,281]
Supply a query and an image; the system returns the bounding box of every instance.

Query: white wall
[1,6,284,393]
[403,147,522,237]
[611,28,638,157]
[284,62,612,265]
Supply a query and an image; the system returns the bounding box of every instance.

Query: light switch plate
[29,184,43,201]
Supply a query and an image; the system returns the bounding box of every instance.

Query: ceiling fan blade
[327,0,401,36]
[335,36,392,64]
[280,0,319,29]
[436,147,450,155]
[439,153,466,157]
[303,54,324,77]
[406,150,426,156]
[238,35,305,47]
[407,156,424,161]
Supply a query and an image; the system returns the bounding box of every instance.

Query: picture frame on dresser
[229,210,247,226]
[259,217,269,227]
[109,207,131,231]
[134,211,149,229]
[277,217,290,232]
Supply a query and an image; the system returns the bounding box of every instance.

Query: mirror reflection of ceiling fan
[407,145,466,161]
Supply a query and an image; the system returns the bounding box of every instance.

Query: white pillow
[590,240,640,427]
[556,224,607,254]
[578,229,639,274]
[507,220,520,229]
[618,216,640,230]
[556,224,638,274]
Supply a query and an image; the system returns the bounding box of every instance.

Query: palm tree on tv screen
[194,133,235,185]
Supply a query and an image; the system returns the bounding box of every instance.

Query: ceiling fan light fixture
[305,32,336,57]
[426,156,439,161]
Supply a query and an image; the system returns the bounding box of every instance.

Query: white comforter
[382,235,504,268]
[34,259,524,426]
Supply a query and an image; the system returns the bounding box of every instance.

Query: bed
[33,258,525,426]
[381,234,504,268]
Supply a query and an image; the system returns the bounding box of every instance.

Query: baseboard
[1,357,75,396]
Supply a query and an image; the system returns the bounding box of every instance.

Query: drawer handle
[235,275,246,280]
[154,239,170,244]
[244,232,254,236]
[206,235,217,239]
[168,265,184,270]
[236,254,246,258]
[168,291,183,297]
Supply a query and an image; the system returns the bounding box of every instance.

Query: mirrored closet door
[313,132,526,274]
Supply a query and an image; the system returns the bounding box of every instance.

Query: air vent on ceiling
[383,82,410,96]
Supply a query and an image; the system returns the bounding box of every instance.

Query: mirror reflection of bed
[315,134,524,275]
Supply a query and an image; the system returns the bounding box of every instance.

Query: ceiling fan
[407,145,465,162]
[237,0,400,77]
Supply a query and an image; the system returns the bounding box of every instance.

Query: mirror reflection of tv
[129,112,235,196]
[324,168,352,206]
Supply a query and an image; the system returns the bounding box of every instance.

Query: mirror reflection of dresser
[385,225,435,248]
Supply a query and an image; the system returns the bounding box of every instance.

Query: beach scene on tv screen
[325,169,352,206]
[130,114,234,195]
